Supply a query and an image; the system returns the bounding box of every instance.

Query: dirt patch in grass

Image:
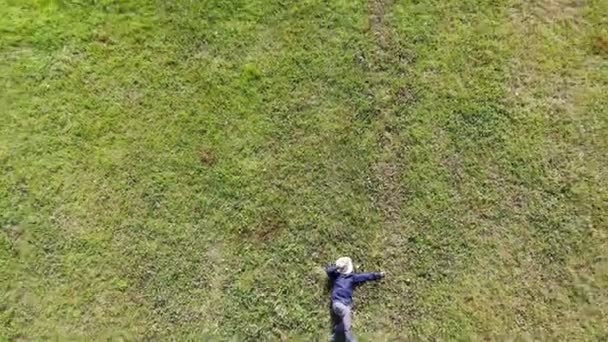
[198,148,217,166]
[591,35,608,56]
[205,243,226,291]
[250,211,287,242]
[368,0,394,50]
[396,86,416,106]
[373,161,403,223]
[2,224,23,241]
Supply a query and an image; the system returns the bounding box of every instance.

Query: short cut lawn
[1,0,607,340]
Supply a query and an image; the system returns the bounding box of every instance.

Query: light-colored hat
[336,257,354,275]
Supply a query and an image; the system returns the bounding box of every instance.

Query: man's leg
[332,302,356,342]
[331,302,345,342]
[340,304,355,342]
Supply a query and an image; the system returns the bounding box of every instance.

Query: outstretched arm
[353,272,384,285]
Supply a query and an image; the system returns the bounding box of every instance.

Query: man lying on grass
[326,257,385,342]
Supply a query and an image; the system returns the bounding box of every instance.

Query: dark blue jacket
[326,265,383,306]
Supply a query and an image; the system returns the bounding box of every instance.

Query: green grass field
[1,0,607,340]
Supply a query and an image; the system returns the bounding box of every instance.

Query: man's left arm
[353,272,384,284]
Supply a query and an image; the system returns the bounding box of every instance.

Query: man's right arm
[326,264,339,279]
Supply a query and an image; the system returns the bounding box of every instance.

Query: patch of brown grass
[591,35,608,56]
[198,148,217,166]
[368,0,394,50]
[251,211,287,242]
[396,86,416,106]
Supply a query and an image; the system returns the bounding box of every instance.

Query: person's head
[335,257,354,275]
